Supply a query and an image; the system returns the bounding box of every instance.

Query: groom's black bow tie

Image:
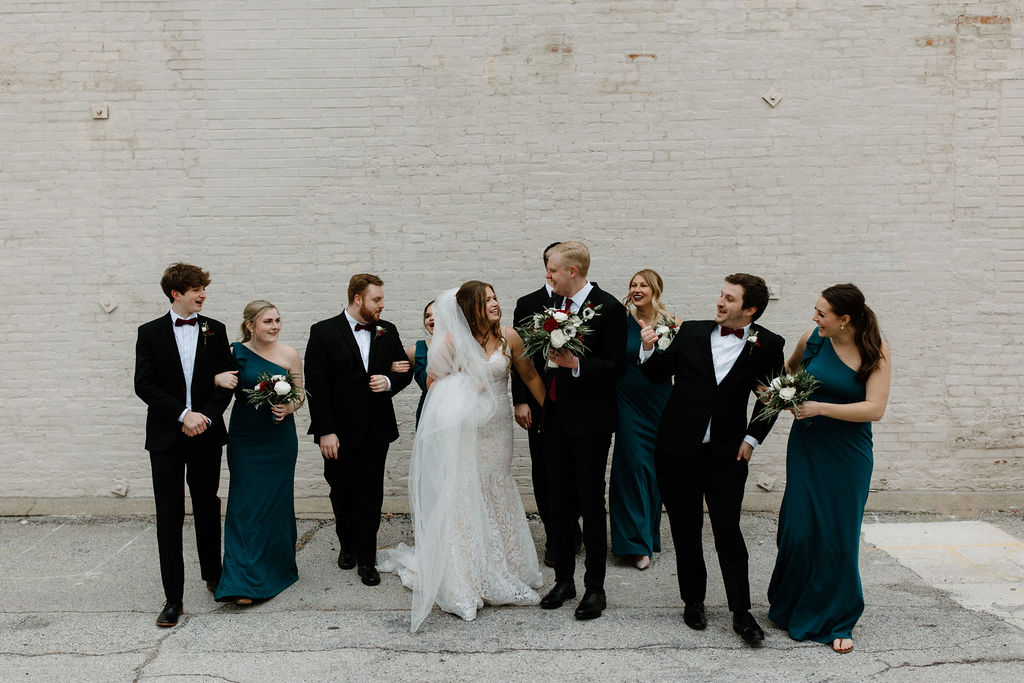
[720,326,744,338]
[175,317,197,327]
[355,322,373,332]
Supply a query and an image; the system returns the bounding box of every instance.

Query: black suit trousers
[657,443,751,612]
[323,440,389,567]
[544,403,611,589]
[149,438,223,603]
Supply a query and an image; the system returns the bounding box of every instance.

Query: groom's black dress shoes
[732,610,765,646]
[540,581,576,609]
[156,601,182,627]
[337,550,357,570]
[357,564,381,586]
[683,602,707,630]
[573,589,606,620]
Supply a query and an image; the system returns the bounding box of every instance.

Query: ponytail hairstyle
[821,284,884,383]
[240,300,277,342]
[622,269,671,322]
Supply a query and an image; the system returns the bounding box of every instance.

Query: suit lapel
[337,315,367,374]
[700,321,718,384]
[161,313,187,388]
[720,323,757,385]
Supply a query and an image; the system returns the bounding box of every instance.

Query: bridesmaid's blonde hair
[240,300,277,342]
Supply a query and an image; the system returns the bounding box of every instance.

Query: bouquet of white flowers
[242,371,305,411]
[652,313,680,351]
[517,303,601,368]
[754,368,820,421]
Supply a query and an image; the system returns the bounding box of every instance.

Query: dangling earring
[840,324,846,330]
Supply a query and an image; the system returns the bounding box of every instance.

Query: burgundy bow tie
[720,326,744,339]
[175,317,197,327]
[355,322,373,332]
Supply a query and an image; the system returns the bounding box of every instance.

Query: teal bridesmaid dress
[768,329,873,643]
[215,342,298,602]
[413,339,429,426]
[609,316,671,557]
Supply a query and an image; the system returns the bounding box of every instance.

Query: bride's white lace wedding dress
[377,291,542,632]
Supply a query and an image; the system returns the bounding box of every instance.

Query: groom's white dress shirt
[560,281,593,378]
[345,311,392,391]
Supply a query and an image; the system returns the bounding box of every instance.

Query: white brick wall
[2,1,1022,504]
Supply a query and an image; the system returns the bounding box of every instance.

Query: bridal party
[134,241,890,655]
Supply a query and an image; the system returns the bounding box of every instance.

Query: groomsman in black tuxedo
[538,241,626,620]
[640,273,784,646]
[134,263,236,627]
[511,241,582,567]
[304,274,412,587]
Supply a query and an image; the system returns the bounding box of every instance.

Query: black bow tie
[175,317,197,327]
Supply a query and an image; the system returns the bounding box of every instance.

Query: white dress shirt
[639,322,760,449]
[170,310,199,422]
[346,311,391,391]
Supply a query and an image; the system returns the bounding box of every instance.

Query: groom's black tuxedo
[134,312,235,603]
[642,319,784,612]
[542,283,626,591]
[304,314,412,567]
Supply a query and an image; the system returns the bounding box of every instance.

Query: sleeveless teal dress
[609,316,671,557]
[215,342,298,602]
[767,329,873,642]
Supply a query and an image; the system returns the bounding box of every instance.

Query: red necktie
[548,376,557,402]
[720,326,743,338]
[355,323,373,332]
[175,317,197,327]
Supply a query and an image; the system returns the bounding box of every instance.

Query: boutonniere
[200,321,214,345]
[746,330,760,355]
[375,326,386,339]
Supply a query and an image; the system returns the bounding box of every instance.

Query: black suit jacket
[510,285,552,414]
[304,315,413,446]
[134,313,235,453]
[641,320,785,460]
[541,284,627,437]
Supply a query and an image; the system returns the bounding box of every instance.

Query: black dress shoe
[156,601,182,627]
[337,550,357,570]
[683,602,707,630]
[357,564,381,586]
[540,581,576,609]
[205,581,217,593]
[732,610,765,646]
[573,589,606,620]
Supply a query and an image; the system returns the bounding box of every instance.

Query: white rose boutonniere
[746,330,760,355]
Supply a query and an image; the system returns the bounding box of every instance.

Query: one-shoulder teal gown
[215,342,298,602]
[768,329,873,643]
[609,316,671,558]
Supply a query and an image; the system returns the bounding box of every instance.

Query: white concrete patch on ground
[862,521,1024,630]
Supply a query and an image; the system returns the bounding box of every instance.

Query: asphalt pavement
[1,511,1023,681]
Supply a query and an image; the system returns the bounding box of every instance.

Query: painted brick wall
[1,1,1022,503]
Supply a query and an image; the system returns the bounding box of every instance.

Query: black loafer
[357,564,380,586]
[540,581,576,609]
[732,610,765,646]
[156,601,182,627]
[337,550,357,570]
[573,589,606,620]
[683,602,707,630]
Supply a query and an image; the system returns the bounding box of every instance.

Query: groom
[539,241,626,620]
[639,273,784,646]
[134,263,235,627]
[304,274,413,587]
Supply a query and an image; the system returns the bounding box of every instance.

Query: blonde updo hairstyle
[240,300,278,342]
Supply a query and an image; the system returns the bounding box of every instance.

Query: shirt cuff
[384,376,393,392]
[743,435,760,449]
[639,346,655,363]
[571,362,580,378]
[178,409,188,423]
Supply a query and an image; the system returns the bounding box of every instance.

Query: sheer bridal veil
[404,287,500,632]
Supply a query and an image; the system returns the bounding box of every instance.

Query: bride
[378,280,548,632]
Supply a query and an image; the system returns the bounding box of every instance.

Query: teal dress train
[215,342,298,602]
[767,329,873,643]
[609,316,671,557]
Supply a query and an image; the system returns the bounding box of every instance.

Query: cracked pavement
[1,512,1022,681]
